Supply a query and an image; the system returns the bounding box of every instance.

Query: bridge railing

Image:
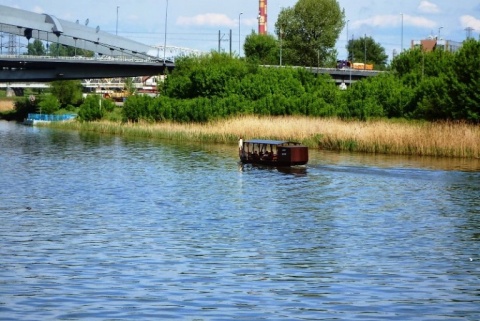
[0,54,165,63]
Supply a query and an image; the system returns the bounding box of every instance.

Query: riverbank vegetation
[2,36,480,158]
[48,116,480,159]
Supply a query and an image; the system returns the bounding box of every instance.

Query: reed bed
[48,116,480,158]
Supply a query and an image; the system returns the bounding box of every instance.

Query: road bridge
[313,67,382,85]
[0,4,198,82]
[0,55,173,82]
[263,65,382,85]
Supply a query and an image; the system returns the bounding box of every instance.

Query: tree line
[8,39,480,124]
[119,40,479,123]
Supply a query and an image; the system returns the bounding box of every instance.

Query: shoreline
[44,116,480,159]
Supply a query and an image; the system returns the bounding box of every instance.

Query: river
[1,120,479,320]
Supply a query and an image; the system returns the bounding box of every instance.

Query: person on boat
[238,136,243,157]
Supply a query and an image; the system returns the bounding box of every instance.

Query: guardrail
[0,54,173,63]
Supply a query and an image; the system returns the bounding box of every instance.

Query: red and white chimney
[259,0,267,35]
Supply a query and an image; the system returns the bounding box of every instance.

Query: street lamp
[400,13,404,52]
[163,0,168,64]
[438,26,443,39]
[346,19,349,60]
[280,28,283,66]
[116,6,119,35]
[238,12,243,56]
[364,33,367,70]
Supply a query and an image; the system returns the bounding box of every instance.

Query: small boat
[239,139,308,167]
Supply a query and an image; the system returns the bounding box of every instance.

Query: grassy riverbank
[46,116,480,159]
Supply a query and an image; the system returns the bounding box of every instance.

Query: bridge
[0,4,199,82]
[0,55,173,82]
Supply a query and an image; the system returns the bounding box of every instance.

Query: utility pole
[346,20,349,60]
[218,30,228,52]
[229,29,232,56]
[465,27,474,39]
[279,28,283,66]
[238,12,243,56]
[163,0,168,64]
[116,6,119,35]
[400,13,403,52]
[364,34,367,70]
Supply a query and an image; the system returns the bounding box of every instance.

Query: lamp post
[364,33,367,70]
[346,19,349,60]
[116,6,119,35]
[280,28,283,66]
[163,0,168,64]
[400,13,403,52]
[238,12,243,56]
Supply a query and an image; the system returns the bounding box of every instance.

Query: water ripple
[1,121,479,320]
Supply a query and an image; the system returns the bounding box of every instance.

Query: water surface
[1,121,479,320]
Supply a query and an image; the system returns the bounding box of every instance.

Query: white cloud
[404,15,437,29]
[460,15,480,30]
[418,1,440,14]
[353,15,399,28]
[32,5,44,14]
[177,13,236,27]
[353,14,436,29]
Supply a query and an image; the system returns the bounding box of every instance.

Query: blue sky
[1,0,479,61]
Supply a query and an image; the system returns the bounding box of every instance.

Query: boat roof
[244,139,299,145]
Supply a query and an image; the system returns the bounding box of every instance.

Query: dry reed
[48,116,480,158]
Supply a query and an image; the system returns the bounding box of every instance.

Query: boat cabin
[239,139,308,166]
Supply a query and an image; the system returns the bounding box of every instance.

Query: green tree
[163,52,250,99]
[48,42,68,56]
[243,31,279,65]
[27,39,46,56]
[49,80,83,107]
[275,0,345,67]
[77,95,105,121]
[449,39,480,122]
[37,94,60,114]
[124,77,136,95]
[391,47,457,120]
[347,36,388,69]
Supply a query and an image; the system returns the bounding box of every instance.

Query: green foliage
[244,32,279,65]
[275,0,345,66]
[124,77,136,95]
[449,39,480,122]
[391,39,480,122]
[77,95,105,121]
[164,52,251,99]
[73,39,480,125]
[13,98,37,120]
[27,39,46,56]
[347,36,388,69]
[124,54,349,122]
[37,94,60,114]
[47,42,94,57]
[49,80,83,107]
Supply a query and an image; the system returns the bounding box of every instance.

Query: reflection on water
[0,120,479,321]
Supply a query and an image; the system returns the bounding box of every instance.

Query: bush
[37,94,60,114]
[77,95,105,121]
